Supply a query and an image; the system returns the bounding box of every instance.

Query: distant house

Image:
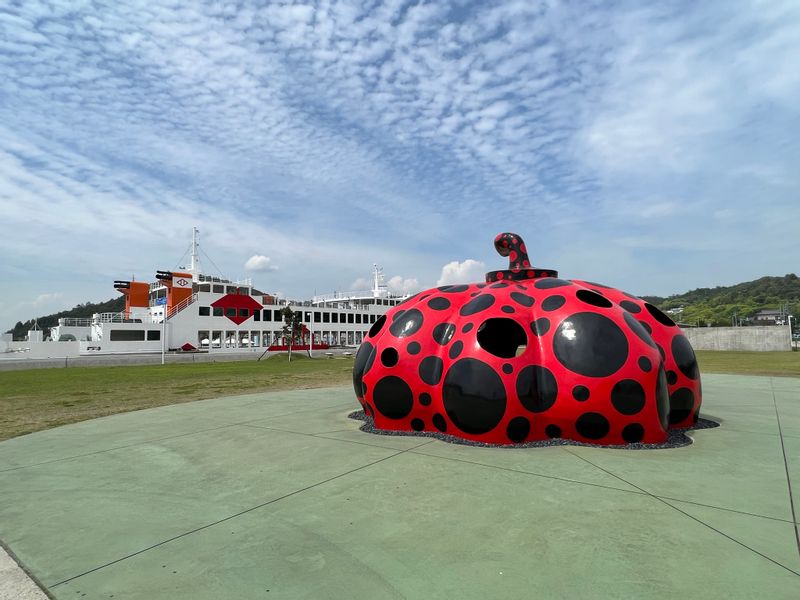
[752,309,785,325]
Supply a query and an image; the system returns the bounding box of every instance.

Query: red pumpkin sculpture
[353,233,702,445]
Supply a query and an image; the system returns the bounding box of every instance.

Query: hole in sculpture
[477,318,528,359]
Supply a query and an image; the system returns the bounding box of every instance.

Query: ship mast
[189,227,201,278]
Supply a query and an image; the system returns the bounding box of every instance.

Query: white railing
[313,290,375,303]
[59,317,92,327]
[94,312,161,324]
[167,293,198,319]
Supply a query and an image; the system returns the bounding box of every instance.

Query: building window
[253,310,260,321]
[213,307,223,317]
[226,308,236,317]
[314,312,321,323]
[356,314,362,324]
[110,329,145,341]
[332,313,338,323]
[147,330,161,341]
[370,315,376,323]
[348,313,354,323]
[273,310,282,321]
[238,308,249,317]
[199,306,210,316]
[340,313,345,323]
[263,310,271,321]
[323,312,330,323]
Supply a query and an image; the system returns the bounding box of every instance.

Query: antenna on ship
[372,264,387,298]
[189,227,201,278]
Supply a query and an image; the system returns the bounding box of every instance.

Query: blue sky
[1,0,799,330]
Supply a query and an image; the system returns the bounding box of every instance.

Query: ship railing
[59,317,93,327]
[313,290,376,303]
[167,293,198,319]
[94,312,161,324]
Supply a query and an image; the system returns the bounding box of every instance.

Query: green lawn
[1,350,797,442]
[696,350,800,377]
[0,354,353,441]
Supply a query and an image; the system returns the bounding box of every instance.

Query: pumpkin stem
[493,232,530,271]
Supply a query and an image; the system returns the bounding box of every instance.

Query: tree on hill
[5,297,126,340]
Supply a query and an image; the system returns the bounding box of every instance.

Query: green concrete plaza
[1,374,799,598]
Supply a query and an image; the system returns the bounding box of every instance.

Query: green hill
[644,274,800,327]
[5,297,125,341]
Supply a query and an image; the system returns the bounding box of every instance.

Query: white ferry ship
[1,229,408,359]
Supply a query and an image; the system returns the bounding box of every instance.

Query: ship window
[227,286,237,293]
[213,285,224,293]
[147,330,161,341]
[199,306,210,316]
[213,307,223,317]
[253,310,260,321]
[340,313,346,323]
[199,284,211,292]
[238,308,249,317]
[274,310,282,321]
[226,308,236,317]
[110,330,145,341]
[263,310,271,321]
[306,312,312,322]
[323,312,330,323]
[314,312,321,323]
[356,314,362,324]
[296,312,303,323]
[332,313,338,323]
[370,315,376,323]
[348,313,354,323]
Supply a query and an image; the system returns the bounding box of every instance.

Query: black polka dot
[501,305,515,314]
[419,356,444,385]
[611,379,646,415]
[656,365,670,430]
[645,303,676,327]
[353,342,376,397]
[442,358,507,434]
[462,323,474,333]
[490,282,509,289]
[411,418,424,431]
[583,281,611,289]
[407,341,421,355]
[369,315,387,337]
[542,295,566,311]
[389,308,424,338]
[476,284,486,288]
[516,284,526,290]
[545,424,562,438]
[470,292,479,297]
[427,297,451,311]
[530,318,550,336]
[506,417,530,443]
[460,294,495,316]
[619,300,641,314]
[510,292,535,307]
[553,313,628,378]
[502,363,513,374]
[623,312,657,348]
[432,322,456,345]
[535,278,572,289]
[449,340,464,359]
[638,320,653,334]
[516,365,558,413]
[669,388,695,425]
[575,412,610,440]
[380,347,399,367]
[667,370,678,385]
[373,376,413,419]
[622,423,644,443]
[572,385,590,401]
[439,284,468,293]
[638,356,652,372]
[419,392,432,406]
[576,289,612,308]
[432,413,447,432]
[392,309,406,321]
[671,335,699,380]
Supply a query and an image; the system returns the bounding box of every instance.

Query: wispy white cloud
[1,0,799,328]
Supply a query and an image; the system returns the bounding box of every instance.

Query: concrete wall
[683,325,791,351]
